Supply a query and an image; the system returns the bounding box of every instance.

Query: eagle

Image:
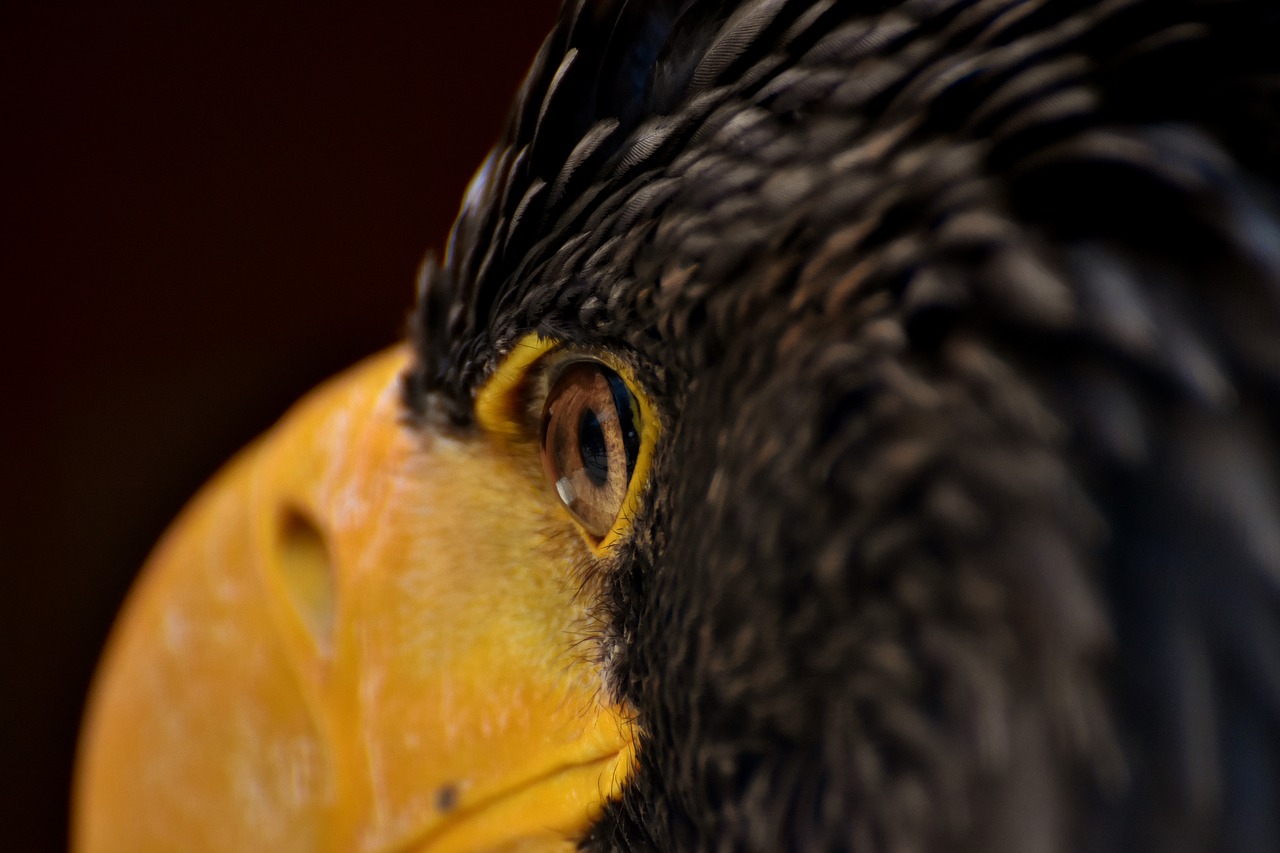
[75,0,1280,850]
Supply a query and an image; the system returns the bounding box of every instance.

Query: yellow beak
[75,347,637,852]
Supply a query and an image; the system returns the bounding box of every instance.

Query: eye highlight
[540,362,641,540]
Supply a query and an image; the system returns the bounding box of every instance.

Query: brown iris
[540,361,641,540]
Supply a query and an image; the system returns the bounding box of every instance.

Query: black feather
[407,0,1280,850]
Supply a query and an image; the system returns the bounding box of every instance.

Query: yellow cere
[473,332,662,557]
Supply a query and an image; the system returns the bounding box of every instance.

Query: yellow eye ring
[473,332,660,554]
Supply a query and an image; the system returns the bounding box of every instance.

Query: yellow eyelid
[472,331,661,557]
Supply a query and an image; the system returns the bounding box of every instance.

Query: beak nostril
[276,507,337,656]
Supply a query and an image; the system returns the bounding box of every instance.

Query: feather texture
[407,1,1280,850]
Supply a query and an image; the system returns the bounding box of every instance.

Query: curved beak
[75,348,636,852]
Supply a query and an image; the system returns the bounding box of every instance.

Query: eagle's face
[77,1,1280,851]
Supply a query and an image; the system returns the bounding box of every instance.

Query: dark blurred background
[0,2,557,847]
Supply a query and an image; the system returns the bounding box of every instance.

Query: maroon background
[0,3,558,848]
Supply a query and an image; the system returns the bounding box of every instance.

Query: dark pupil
[578,408,609,487]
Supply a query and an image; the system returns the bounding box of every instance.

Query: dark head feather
[408,1,1280,849]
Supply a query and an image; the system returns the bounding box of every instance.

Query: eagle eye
[540,361,641,540]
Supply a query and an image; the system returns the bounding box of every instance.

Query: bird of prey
[76,0,1280,850]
